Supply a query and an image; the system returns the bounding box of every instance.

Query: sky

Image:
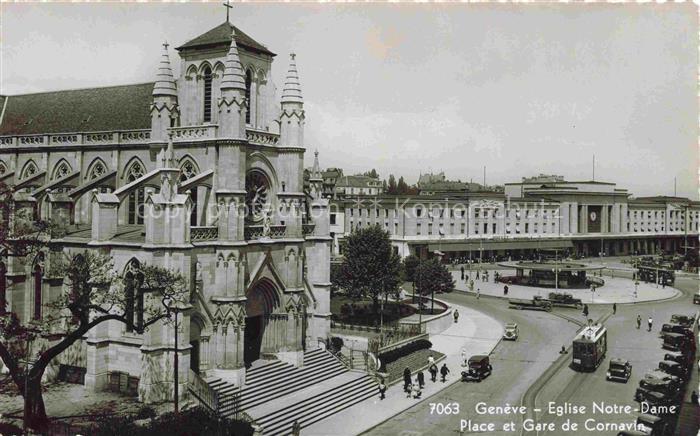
[1,3,697,199]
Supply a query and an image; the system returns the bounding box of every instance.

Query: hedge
[378,339,432,368]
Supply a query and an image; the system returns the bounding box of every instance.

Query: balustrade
[191,226,218,241]
[169,125,217,141]
[246,129,280,146]
[244,224,287,240]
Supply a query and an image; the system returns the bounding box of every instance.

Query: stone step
[256,375,377,436]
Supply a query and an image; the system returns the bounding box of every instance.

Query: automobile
[461,355,492,382]
[606,358,632,383]
[547,292,583,308]
[694,292,700,305]
[503,323,519,341]
[658,360,687,381]
[635,390,679,414]
[669,314,695,328]
[663,350,691,367]
[660,323,692,337]
[661,332,690,352]
[643,371,681,388]
[635,413,670,436]
[635,378,680,402]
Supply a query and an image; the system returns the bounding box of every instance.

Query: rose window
[245,170,270,222]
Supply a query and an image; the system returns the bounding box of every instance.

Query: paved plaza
[451,269,680,304]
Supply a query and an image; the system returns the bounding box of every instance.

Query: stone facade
[0,22,331,404]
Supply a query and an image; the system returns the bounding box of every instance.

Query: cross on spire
[223,0,233,23]
[162,41,169,50]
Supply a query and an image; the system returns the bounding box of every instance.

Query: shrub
[329,337,344,353]
[135,405,157,420]
[378,339,432,366]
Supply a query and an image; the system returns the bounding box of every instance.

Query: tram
[572,324,607,372]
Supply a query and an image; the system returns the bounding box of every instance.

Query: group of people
[378,354,451,401]
[635,314,654,331]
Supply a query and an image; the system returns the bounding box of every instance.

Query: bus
[572,324,607,372]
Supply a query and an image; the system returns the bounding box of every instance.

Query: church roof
[0,82,154,136]
[176,22,275,57]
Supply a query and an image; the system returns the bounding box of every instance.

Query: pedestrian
[406,382,413,398]
[291,420,302,436]
[461,266,465,280]
[378,378,387,400]
[477,288,481,299]
[428,353,435,367]
[412,381,422,399]
[461,348,467,367]
[504,285,509,296]
[612,303,617,315]
[453,309,460,323]
[691,391,698,405]
[648,316,653,332]
[429,363,438,382]
[403,367,412,393]
[440,363,450,382]
[417,370,425,388]
[476,270,480,280]
[582,304,589,318]
[469,280,475,293]
[636,315,641,329]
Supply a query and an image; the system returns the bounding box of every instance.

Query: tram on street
[572,324,607,372]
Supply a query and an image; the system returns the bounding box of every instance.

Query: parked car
[461,355,492,382]
[663,351,692,369]
[661,332,691,352]
[635,413,670,436]
[503,323,519,341]
[634,390,679,413]
[606,358,632,383]
[635,378,680,403]
[693,292,700,305]
[661,323,692,336]
[658,360,687,382]
[643,370,681,388]
[669,314,695,328]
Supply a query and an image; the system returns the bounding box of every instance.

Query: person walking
[412,381,422,399]
[378,378,387,400]
[636,314,642,329]
[461,266,465,281]
[429,363,438,382]
[291,420,302,436]
[582,304,589,318]
[476,270,480,280]
[648,316,653,332]
[504,285,509,296]
[476,288,481,299]
[469,279,475,293]
[461,348,467,367]
[428,353,435,367]
[403,367,412,393]
[453,309,460,323]
[417,370,425,388]
[612,303,617,315]
[440,363,450,382]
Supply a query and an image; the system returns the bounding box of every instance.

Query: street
[364,270,698,436]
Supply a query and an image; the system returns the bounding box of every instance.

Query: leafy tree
[402,255,420,283]
[387,175,397,195]
[334,225,401,319]
[397,176,408,194]
[0,248,188,431]
[414,258,455,298]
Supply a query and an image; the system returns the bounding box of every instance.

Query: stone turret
[280,53,304,148]
[309,150,323,200]
[218,30,247,140]
[150,42,179,143]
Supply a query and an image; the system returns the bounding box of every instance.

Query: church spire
[281,53,303,105]
[152,41,177,97]
[311,150,322,180]
[220,30,246,92]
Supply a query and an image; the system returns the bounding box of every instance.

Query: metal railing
[187,369,219,414]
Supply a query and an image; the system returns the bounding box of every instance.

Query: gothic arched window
[33,253,44,320]
[203,66,213,123]
[245,69,252,124]
[126,161,145,225]
[52,160,72,180]
[179,159,199,226]
[124,259,145,332]
[87,159,107,180]
[20,160,38,180]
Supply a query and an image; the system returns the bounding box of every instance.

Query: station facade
[330,180,700,261]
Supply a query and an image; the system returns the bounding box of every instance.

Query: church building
[0,20,332,403]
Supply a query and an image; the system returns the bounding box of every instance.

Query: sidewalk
[303,302,503,435]
[451,270,680,304]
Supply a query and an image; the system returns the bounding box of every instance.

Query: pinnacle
[220,30,246,92]
[153,41,177,98]
[281,52,303,105]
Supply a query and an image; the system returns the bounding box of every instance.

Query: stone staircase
[217,348,350,419]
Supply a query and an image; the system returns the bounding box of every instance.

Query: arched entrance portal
[190,317,203,374]
[244,279,281,367]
